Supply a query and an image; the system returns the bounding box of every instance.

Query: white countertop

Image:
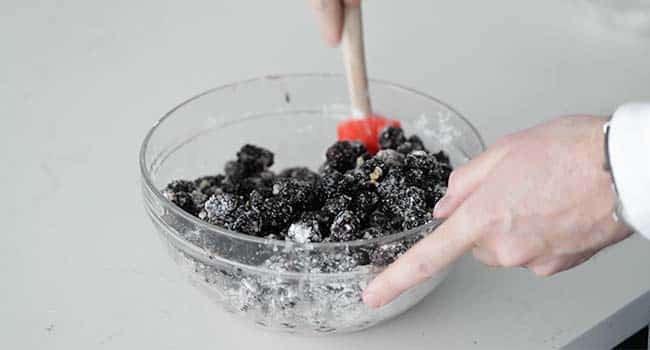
[1,0,649,349]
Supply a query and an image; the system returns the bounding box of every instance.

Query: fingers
[310,0,362,46]
[472,245,500,267]
[433,145,509,219]
[310,0,343,46]
[363,206,478,308]
[526,250,596,277]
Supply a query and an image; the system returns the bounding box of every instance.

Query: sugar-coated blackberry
[374,149,404,168]
[358,158,387,181]
[237,144,274,174]
[330,210,360,242]
[165,179,196,193]
[402,208,431,230]
[433,150,451,165]
[397,135,427,154]
[398,186,427,212]
[279,167,320,186]
[367,209,391,229]
[232,209,263,235]
[370,243,408,266]
[326,141,359,172]
[352,190,379,219]
[405,150,436,172]
[252,196,295,232]
[273,178,321,211]
[162,180,201,215]
[169,191,199,215]
[319,168,344,198]
[203,193,243,225]
[349,141,369,159]
[379,126,406,150]
[300,211,332,236]
[194,175,225,196]
[322,195,352,218]
[359,226,383,240]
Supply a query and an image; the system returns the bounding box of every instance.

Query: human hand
[309,0,362,46]
[363,115,633,308]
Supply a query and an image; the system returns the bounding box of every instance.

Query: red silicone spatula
[337,3,400,154]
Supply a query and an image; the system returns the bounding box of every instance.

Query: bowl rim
[139,73,486,252]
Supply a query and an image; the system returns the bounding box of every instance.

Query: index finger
[362,206,478,308]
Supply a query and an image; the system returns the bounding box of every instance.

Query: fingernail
[362,290,382,308]
[433,195,453,218]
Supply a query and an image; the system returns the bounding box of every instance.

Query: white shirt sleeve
[608,102,650,239]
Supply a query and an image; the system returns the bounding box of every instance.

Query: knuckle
[472,247,498,267]
[495,238,532,268]
[477,209,509,235]
[531,264,556,277]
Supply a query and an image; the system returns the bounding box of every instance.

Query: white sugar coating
[414,111,461,147]
[287,222,314,244]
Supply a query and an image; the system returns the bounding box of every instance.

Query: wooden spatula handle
[341,4,372,117]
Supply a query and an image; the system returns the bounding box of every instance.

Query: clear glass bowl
[139,74,484,334]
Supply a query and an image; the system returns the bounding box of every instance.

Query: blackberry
[370,243,408,266]
[405,150,437,173]
[162,180,200,215]
[433,150,451,165]
[165,179,196,193]
[224,160,248,179]
[349,141,369,159]
[319,169,345,198]
[167,191,199,215]
[402,208,431,230]
[352,190,379,219]
[350,248,371,266]
[322,195,352,218]
[272,178,321,211]
[359,226,383,240]
[397,186,428,212]
[237,144,274,174]
[367,209,391,229]
[203,193,243,225]
[231,209,263,235]
[339,171,364,195]
[326,141,359,172]
[194,175,225,196]
[359,158,387,181]
[374,149,404,168]
[300,211,332,236]
[253,196,294,232]
[330,210,360,242]
[378,126,406,150]
[397,135,427,154]
[279,167,320,186]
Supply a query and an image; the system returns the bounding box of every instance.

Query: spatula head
[337,115,401,154]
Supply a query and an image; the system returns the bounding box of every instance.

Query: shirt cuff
[608,102,650,239]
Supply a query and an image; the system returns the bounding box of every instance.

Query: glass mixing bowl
[140,74,484,334]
